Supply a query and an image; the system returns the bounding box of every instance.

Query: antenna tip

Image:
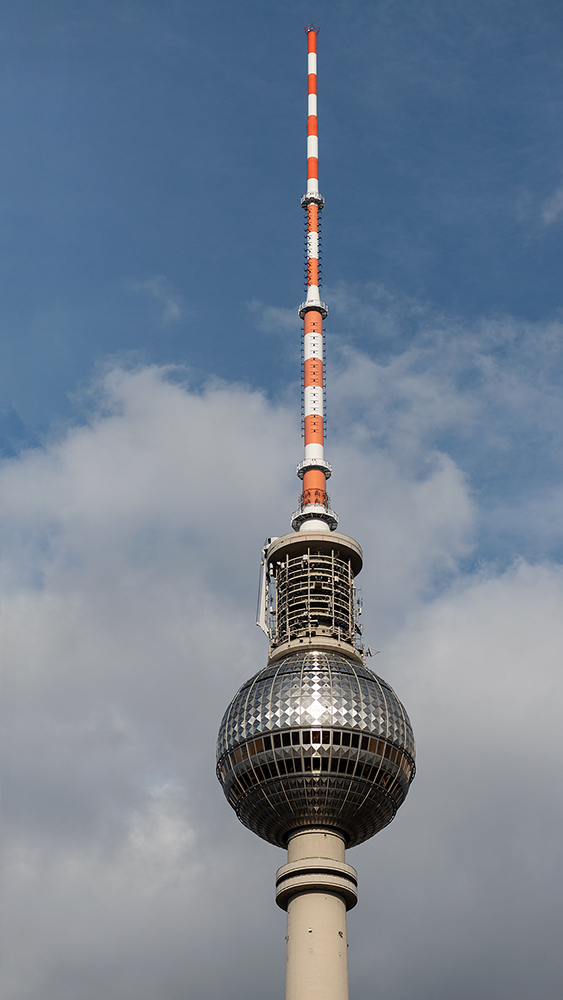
[304,24,320,34]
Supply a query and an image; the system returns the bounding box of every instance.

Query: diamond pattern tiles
[217,650,414,759]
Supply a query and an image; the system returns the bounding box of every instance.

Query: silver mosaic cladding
[217,650,414,759]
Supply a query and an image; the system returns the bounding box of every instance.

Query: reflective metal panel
[217,650,415,848]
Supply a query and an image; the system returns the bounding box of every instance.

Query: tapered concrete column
[275,829,357,1000]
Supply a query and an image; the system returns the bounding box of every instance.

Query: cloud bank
[2,325,562,999]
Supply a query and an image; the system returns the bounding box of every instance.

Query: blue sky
[3,0,563,429]
[2,3,563,1000]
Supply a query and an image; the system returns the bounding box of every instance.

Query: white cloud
[351,560,563,1000]
[1,359,562,999]
[324,289,563,565]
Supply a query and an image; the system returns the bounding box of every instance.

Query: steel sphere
[216,649,415,848]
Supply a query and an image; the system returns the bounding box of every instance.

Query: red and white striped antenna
[292,25,337,533]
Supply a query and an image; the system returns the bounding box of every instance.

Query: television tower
[217,26,415,1000]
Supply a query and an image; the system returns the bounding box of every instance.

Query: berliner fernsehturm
[217,25,415,1000]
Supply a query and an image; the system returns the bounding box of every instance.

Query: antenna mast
[293,24,336,534]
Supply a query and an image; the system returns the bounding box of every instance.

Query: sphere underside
[216,650,415,848]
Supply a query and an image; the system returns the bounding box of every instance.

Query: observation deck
[257,531,364,665]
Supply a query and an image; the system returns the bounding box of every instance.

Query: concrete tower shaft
[278,830,355,1000]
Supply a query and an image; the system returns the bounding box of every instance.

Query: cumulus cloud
[326,287,563,564]
[352,561,563,1000]
[1,349,562,1000]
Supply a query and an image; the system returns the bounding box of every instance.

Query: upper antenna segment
[293,25,336,534]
